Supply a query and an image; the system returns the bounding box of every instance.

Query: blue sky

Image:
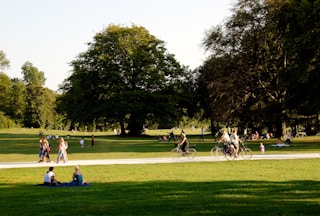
[1,0,233,91]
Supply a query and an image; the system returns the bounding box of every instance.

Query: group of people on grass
[43,165,87,186]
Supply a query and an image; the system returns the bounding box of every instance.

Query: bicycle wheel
[210,147,215,157]
[225,150,235,160]
[186,148,196,159]
[239,148,246,158]
[242,148,252,160]
[214,148,225,159]
[171,148,181,159]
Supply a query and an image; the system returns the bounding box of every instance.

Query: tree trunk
[120,120,126,136]
[128,113,144,136]
[275,103,285,138]
[92,118,96,132]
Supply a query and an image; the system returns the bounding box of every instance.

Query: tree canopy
[58,24,191,135]
[199,0,320,136]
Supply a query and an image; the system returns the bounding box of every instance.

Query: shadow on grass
[0,180,319,215]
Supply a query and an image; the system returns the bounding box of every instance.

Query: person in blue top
[70,165,86,185]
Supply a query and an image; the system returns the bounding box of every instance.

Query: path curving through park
[0,153,319,169]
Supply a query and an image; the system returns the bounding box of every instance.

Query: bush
[0,112,15,128]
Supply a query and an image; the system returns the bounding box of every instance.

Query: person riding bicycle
[229,127,242,157]
[178,130,189,153]
[217,129,231,152]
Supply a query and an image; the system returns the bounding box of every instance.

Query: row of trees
[198,0,320,137]
[1,0,319,136]
[0,51,60,129]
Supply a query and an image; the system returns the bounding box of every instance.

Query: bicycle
[238,142,252,159]
[211,142,235,160]
[211,141,252,160]
[171,143,196,159]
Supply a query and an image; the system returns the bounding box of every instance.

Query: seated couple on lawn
[43,166,87,186]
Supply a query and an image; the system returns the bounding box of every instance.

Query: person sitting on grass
[70,165,86,185]
[43,167,60,186]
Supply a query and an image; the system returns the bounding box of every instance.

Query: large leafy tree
[0,51,11,116]
[8,78,26,125]
[0,51,25,126]
[282,0,320,133]
[59,24,187,135]
[200,0,319,137]
[0,50,10,72]
[0,73,12,115]
[21,62,47,128]
[200,0,320,136]
[201,0,285,134]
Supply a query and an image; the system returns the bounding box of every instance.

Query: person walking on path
[56,137,67,163]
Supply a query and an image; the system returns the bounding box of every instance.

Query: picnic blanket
[35,182,91,187]
[270,143,291,147]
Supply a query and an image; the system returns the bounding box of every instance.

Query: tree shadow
[1,180,319,215]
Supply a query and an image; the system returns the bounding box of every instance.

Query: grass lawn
[0,128,319,215]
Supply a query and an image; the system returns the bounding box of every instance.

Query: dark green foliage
[199,0,320,136]
[58,24,192,135]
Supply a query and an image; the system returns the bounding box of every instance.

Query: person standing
[80,138,84,148]
[168,130,175,142]
[91,134,94,147]
[199,128,204,141]
[260,143,265,154]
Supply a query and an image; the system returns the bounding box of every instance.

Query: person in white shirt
[229,127,241,157]
[217,129,230,143]
[217,129,231,152]
[43,167,60,186]
[80,138,84,148]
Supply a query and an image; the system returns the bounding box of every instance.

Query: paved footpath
[0,153,318,169]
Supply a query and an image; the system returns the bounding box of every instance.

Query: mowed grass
[1,128,319,162]
[0,128,319,215]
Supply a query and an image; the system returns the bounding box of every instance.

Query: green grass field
[0,128,319,215]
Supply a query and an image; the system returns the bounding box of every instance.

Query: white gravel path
[0,153,318,169]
